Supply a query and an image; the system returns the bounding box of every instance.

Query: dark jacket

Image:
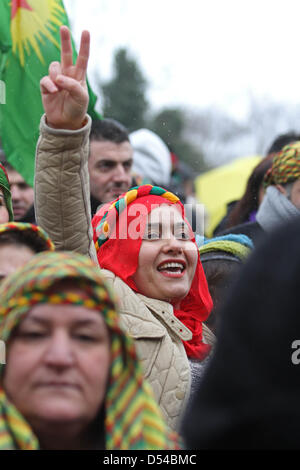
[218,220,265,245]
[212,200,238,235]
[182,219,300,449]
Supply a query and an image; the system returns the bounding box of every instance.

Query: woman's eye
[18,331,45,340]
[175,231,189,240]
[145,232,160,240]
[75,334,97,342]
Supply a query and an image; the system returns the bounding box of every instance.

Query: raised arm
[35,26,97,262]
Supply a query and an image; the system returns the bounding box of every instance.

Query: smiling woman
[132,205,198,308]
[92,184,214,430]
[0,251,180,450]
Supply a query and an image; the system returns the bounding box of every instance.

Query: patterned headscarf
[0,251,180,450]
[92,184,213,360]
[0,164,13,221]
[264,141,300,188]
[0,222,55,252]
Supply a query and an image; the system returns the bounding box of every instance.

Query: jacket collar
[136,293,192,341]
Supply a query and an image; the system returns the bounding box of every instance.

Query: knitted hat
[200,234,253,261]
[0,164,13,221]
[0,251,180,450]
[264,141,300,188]
[0,222,55,252]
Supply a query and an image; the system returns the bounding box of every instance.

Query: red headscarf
[92,185,213,360]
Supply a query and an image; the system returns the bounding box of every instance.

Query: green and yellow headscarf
[0,251,180,450]
[264,141,300,188]
[0,164,13,221]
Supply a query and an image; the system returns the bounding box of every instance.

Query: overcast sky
[64,0,300,121]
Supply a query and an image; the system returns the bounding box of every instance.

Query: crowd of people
[1,25,300,450]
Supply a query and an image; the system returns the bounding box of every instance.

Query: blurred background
[64,0,300,172]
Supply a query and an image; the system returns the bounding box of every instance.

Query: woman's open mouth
[157,261,186,278]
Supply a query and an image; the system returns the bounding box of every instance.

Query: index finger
[60,25,74,73]
[74,30,90,81]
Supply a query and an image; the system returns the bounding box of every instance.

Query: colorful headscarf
[0,251,180,450]
[92,184,213,360]
[0,164,13,221]
[264,141,300,188]
[0,222,55,252]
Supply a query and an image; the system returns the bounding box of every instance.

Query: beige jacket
[35,115,214,430]
[101,269,192,430]
[34,114,97,262]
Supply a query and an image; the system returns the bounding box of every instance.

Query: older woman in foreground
[0,251,180,450]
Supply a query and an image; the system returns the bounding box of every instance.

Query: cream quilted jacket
[34,114,97,262]
[101,269,192,430]
[35,115,214,430]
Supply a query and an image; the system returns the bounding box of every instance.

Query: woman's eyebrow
[147,221,188,230]
[147,222,160,230]
[18,316,49,326]
[21,317,100,326]
[72,319,101,327]
[174,222,188,229]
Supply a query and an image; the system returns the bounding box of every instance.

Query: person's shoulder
[100,268,115,280]
[100,269,142,308]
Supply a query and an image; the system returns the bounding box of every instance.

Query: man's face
[7,169,34,220]
[88,140,133,204]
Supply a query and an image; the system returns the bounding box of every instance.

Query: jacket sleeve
[34,114,98,263]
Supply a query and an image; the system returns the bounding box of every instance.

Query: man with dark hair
[0,160,35,223]
[88,118,133,215]
[266,131,300,155]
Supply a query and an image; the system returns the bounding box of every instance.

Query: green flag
[0,0,100,186]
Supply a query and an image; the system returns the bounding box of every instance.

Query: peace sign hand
[40,26,90,130]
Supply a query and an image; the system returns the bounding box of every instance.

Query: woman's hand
[40,25,90,130]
